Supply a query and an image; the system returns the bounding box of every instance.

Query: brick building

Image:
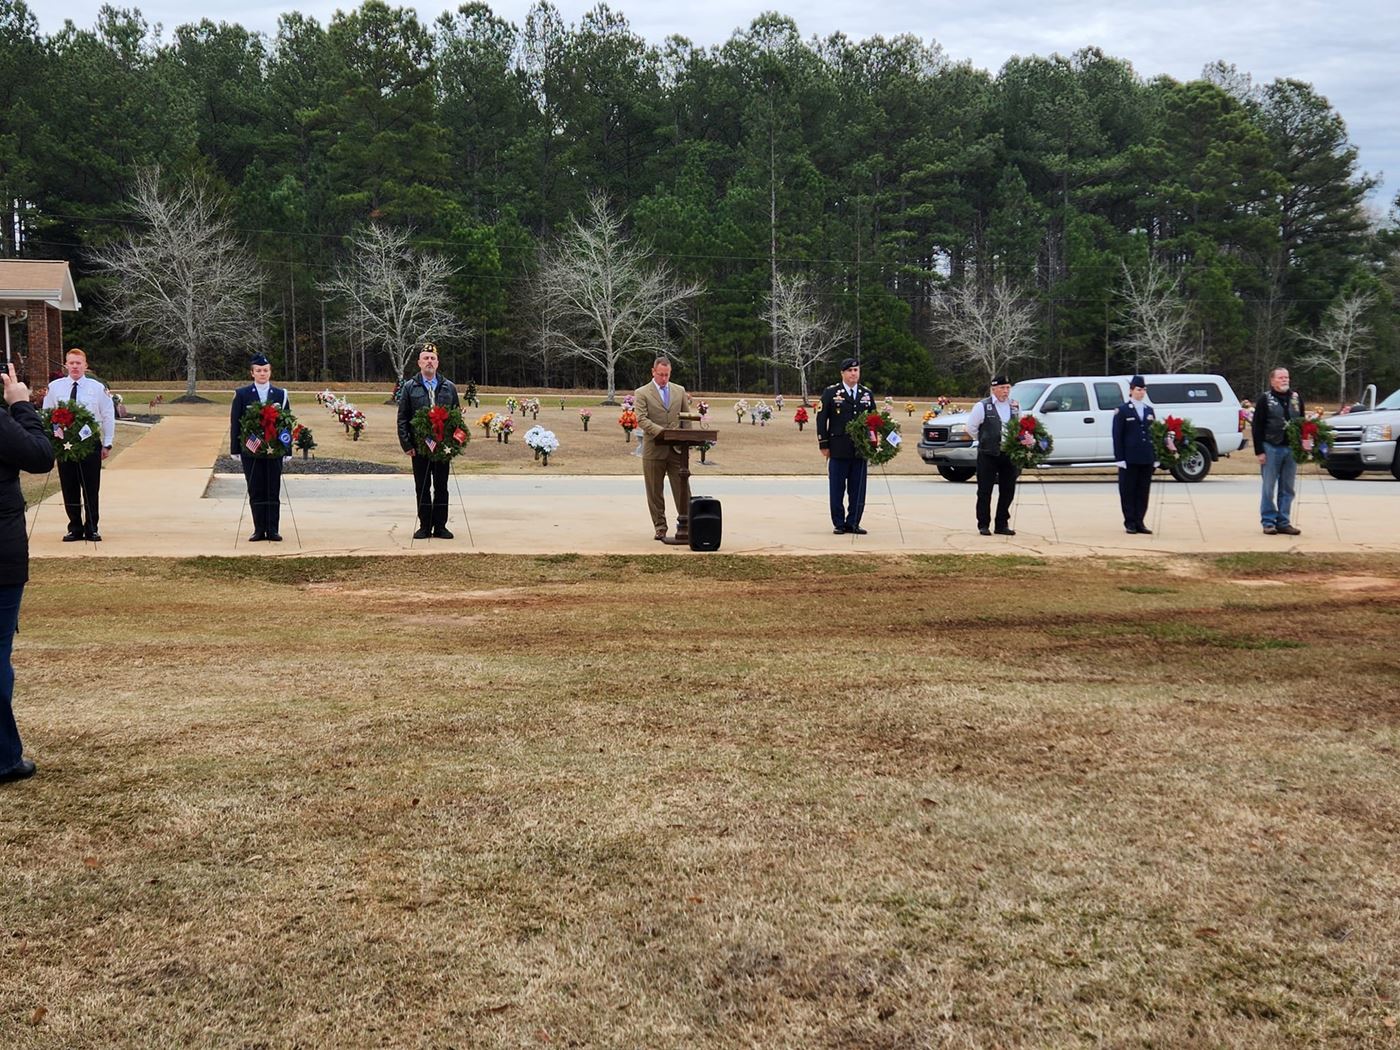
[0,259,81,394]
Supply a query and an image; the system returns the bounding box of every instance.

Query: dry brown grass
[3,553,1398,1047]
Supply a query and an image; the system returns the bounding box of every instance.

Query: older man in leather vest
[965,375,1019,536]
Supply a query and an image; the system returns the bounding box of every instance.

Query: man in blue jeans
[1,362,57,784]
[1251,366,1304,536]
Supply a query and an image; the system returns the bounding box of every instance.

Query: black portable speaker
[688,495,722,551]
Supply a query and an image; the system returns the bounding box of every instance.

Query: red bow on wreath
[1163,415,1184,440]
[1018,416,1037,436]
[260,403,280,443]
[51,407,74,427]
[1301,420,1318,441]
[865,412,883,445]
[428,405,448,443]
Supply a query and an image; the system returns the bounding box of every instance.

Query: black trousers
[240,453,283,535]
[828,455,868,528]
[58,449,102,533]
[412,455,450,529]
[975,454,1018,529]
[1118,463,1154,529]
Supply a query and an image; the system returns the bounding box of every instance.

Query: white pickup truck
[917,373,1248,483]
[1320,385,1400,480]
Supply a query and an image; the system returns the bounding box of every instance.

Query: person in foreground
[1,362,57,784]
[397,344,461,539]
[634,356,693,540]
[1112,375,1157,535]
[965,375,1019,536]
[1252,366,1304,536]
[817,358,873,535]
[230,354,290,541]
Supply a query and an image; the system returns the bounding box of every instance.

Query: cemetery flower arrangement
[1001,413,1052,469]
[696,400,711,418]
[477,411,496,434]
[937,396,951,410]
[317,389,336,407]
[579,407,592,430]
[845,410,901,466]
[346,409,366,438]
[755,401,772,424]
[734,399,749,422]
[922,409,935,422]
[621,394,636,412]
[794,406,810,425]
[1287,416,1335,464]
[522,397,541,418]
[238,401,298,457]
[1151,415,1198,469]
[44,401,103,462]
[505,396,519,414]
[490,414,514,440]
[618,409,639,436]
[905,401,916,416]
[292,424,316,457]
[524,425,560,464]
[411,404,470,460]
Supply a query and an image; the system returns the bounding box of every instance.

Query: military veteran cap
[1129,374,1147,389]
[249,353,271,366]
[990,374,1011,386]
[840,357,860,370]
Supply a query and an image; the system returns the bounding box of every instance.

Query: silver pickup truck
[1321,385,1400,480]
[917,373,1246,483]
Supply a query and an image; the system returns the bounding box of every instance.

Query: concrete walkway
[27,416,1396,559]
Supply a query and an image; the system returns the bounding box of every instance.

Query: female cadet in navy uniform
[1111,375,1157,534]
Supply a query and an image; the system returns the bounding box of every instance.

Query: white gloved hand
[1114,460,1127,469]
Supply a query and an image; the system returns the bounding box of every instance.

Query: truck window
[1146,382,1223,404]
[1044,382,1089,412]
[1094,382,1124,410]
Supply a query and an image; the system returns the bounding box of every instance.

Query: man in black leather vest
[1251,366,1304,536]
[964,375,1019,536]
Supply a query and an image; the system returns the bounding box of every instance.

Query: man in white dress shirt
[40,349,115,542]
[964,374,1019,536]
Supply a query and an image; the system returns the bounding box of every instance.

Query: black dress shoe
[432,526,454,539]
[0,757,36,784]
[847,525,868,535]
[413,527,432,539]
[978,527,992,536]
[86,530,102,542]
[994,527,1016,536]
[248,532,267,542]
[1136,526,1153,535]
[832,526,847,534]
[62,531,83,542]
[266,533,283,542]
[1125,526,1139,534]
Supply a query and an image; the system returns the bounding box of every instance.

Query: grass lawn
[2,553,1397,1046]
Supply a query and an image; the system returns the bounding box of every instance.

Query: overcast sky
[33,0,1400,210]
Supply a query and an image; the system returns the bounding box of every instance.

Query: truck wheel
[936,465,975,483]
[1170,448,1211,483]
[1326,467,1363,480]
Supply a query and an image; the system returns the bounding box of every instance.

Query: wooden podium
[656,427,719,545]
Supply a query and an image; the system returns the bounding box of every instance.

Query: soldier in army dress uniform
[817,358,875,535]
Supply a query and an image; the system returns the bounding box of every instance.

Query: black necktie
[70,380,79,400]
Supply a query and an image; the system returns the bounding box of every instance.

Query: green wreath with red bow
[411,404,470,460]
[238,401,297,457]
[43,400,103,462]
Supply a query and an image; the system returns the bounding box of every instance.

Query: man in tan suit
[634,356,693,540]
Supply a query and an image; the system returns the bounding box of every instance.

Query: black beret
[840,357,860,371]
[249,353,270,366]
[991,374,1011,387]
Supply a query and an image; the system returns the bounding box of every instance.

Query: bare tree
[321,223,465,381]
[88,169,262,399]
[928,278,1039,381]
[763,271,848,404]
[535,195,702,402]
[1117,259,1198,372]
[1295,290,1375,406]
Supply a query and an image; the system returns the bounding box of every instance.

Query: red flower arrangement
[619,409,639,440]
[50,406,74,428]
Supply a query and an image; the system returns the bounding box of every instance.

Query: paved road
[27,417,1396,558]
